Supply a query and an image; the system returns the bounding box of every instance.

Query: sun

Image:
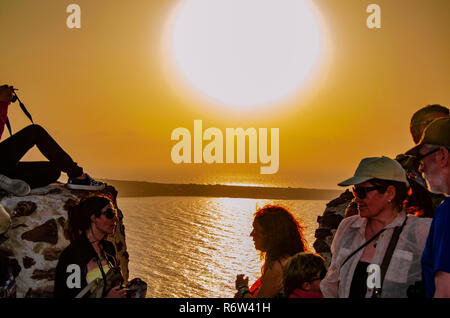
[168,0,324,109]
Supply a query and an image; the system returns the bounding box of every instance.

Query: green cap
[338,156,409,187]
[406,117,450,156]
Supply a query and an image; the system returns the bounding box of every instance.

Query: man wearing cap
[398,104,448,184]
[394,105,448,217]
[320,156,431,298]
[406,117,450,298]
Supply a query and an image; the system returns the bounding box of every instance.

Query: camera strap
[341,228,386,268]
[372,216,408,298]
[5,94,34,136]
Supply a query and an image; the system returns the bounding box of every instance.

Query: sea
[118,196,328,298]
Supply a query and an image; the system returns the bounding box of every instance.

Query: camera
[7,86,19,103]
[407,280,426,298]
[125,278,147,298]
[125,288,133,298]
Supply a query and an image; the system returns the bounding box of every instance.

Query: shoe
[66,174,105,191]
[0,174,31,196]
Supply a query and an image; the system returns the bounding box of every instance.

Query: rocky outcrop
[313,190,353,267]
[0,183,129,298]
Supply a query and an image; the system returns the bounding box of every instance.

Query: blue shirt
[421,197,450,298]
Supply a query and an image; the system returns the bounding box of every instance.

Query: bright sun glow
[169,0,324,108]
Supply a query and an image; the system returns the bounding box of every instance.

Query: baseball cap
[406,117,450,156]
[338,156,409,187]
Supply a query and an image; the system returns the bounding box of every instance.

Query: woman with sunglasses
[235,205,308,298]
[54,196,126,298]
[320,156,431,298]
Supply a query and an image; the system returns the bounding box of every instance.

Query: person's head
[283,252,326,296]
[251,205,307,270]
[409,117,450,194]
[410,104,449,144]
[338,156,410,219]
[67,196,118,242]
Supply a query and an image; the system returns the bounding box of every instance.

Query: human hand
[0,85,15,103]
[235,274,249,290]
[105,285,127,298]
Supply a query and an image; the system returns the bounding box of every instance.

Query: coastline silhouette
[101,179,341,200]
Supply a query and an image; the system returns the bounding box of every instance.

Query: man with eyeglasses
[406,117,450,298]
[395,105,448,218]
[397,105,448,186]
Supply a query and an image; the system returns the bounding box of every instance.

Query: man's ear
[438,146,449,167]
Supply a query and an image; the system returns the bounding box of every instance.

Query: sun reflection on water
[120,196,326,297]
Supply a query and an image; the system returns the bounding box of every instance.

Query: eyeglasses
[416,148,440,167]
[100,208,117,219]
[352,185,385,199]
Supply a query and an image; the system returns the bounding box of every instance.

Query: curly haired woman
[235,205,308,298]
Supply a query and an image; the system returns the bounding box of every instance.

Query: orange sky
[1,0,449,189]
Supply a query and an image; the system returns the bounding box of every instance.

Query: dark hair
[254,205,307,273]
[368,178,408,211]
[67,196,111,242]
[283,252,326,297]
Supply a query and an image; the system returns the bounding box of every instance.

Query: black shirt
[349,261,370,298]
[53,235,121,298]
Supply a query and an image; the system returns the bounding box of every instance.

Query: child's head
[283,252,326,296]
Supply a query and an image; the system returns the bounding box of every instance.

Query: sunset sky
[1,0,449,189]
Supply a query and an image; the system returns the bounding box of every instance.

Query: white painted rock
[0,183,129,298]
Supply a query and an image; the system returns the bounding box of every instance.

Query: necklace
[367,223,381,248]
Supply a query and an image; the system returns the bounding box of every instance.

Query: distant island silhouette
[101,179,341,200]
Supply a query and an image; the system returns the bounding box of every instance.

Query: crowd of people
[0,81,449,298]
[233,105,449,299]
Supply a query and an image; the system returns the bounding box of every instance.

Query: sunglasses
[100,208,117,219]
[352,185,386,199]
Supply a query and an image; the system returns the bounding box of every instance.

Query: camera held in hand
[1,87,35,136]
[6,86,19,103]
[122,278,147,298]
